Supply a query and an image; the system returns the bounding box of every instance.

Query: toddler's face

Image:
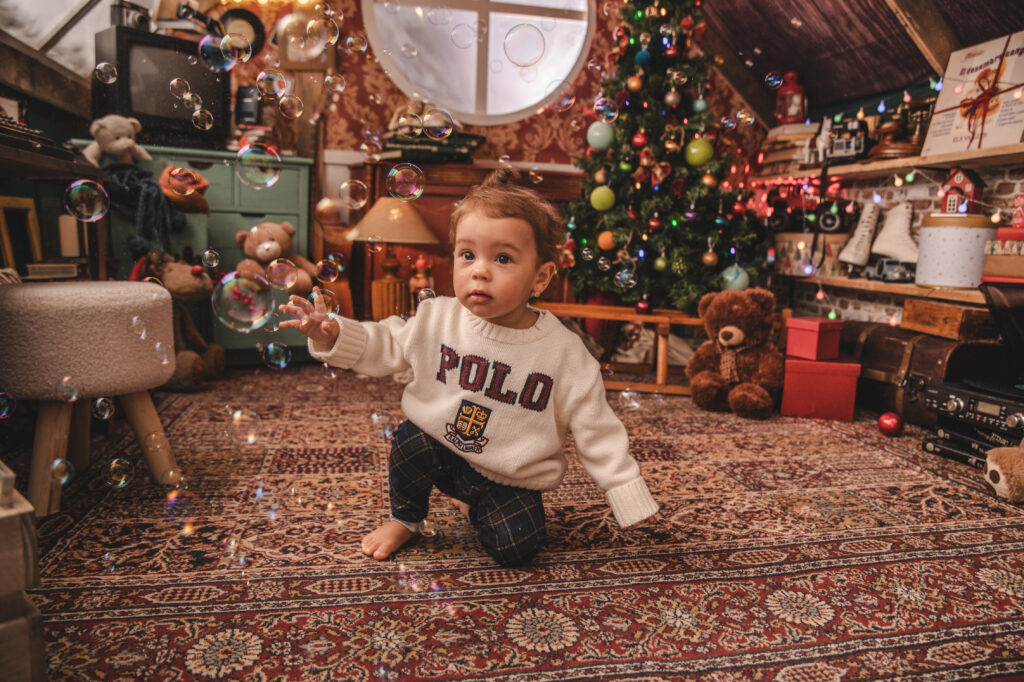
[452,209,553,328]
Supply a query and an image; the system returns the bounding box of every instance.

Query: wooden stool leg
[655,322,670,386]
[119,391,179,485]
[27,401,73,517]
[67,400,92,472]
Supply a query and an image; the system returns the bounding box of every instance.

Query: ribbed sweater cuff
[606,478,660,528]
[307,316,368,368]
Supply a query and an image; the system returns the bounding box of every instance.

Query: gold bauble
[594,168,607,184]
[701,250,719,267]
[627,75,643,92]
[701,173,719,189]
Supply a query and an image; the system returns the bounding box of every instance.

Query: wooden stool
[0,281,180,516]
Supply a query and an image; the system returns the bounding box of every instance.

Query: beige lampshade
[347,198,440,245]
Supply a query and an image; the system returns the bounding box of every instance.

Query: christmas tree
[563,0,768,312]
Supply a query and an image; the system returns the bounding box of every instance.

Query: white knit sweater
[308,297,659,528]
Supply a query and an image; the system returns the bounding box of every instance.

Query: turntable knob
[1007,412,1024,428]
[944,397,964,413]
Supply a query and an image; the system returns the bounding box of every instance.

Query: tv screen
[93,26,231,147]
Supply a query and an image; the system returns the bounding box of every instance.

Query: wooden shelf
[786,275,987,304]
[753,142,1024,183]
[0,143,105,181]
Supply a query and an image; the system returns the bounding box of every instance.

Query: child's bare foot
[361,521,415,560]
[451,498,470,518]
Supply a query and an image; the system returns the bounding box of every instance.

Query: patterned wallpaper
[217,1,765,170]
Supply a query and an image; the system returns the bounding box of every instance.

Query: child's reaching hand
[278,286,340,350]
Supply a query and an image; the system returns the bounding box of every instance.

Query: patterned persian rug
[10,365,1024,680]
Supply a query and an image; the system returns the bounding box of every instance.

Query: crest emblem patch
[444,400,491,453]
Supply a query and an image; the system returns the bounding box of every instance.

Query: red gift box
[785,316,842,360]
[781,358,861,421]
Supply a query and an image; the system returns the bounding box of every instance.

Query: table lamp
[347,197,439,320]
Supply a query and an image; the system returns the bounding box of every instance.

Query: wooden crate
[900,298,999,342]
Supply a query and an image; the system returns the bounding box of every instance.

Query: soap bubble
[528,167,543,184]
[0,392,15,419]
[202,249,220,267]
[256,69,287,98]
[419,519,438,538]
[308,16,340,46]
[278,95,304,119]
[262,311,280,332]
[266,258,299,289]
[64,180,109,222]
[427,7,453,25]
[504,23,545,67]
[720,116,737,130]
[308,288,340,314]
[211,271,274,332]
[167,167,201,195]
[400,42,419,59]
[106,458,133,488]
[92,397,115,420]
[93,62,117,84]
[593,97,618,122]
[314,197,346,231]
[181,91,203,111]
[128,315,148,339]
[220,33,253,63]
[340,179,369,209]
[395,112,423,138]
[386,163,425,201]
[235,143,282,190]
[423,109,454,140]
[324,73,346,96]
[345,33,368,54]
[262,342,292,370]
[371,409,400,440]
[59,376,80,402]
[618,389,641,411]
[451,24,475,49]
[517,65,539,83]
[418,288,436,303]
[227,407,261,444]
[367,236,385,254]
[169,77,191,98]
[191,108,214,130]
[198,34,237,72]
[736,109,755,126]
[544,80,576,112]
[51,459,73,485]
[327,252,347,269]
[614,268,637,288]
[154,341,170,365]
[316,259,340,282]
[764,71,783,89]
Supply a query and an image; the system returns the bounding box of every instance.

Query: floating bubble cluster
[235,143,283,190]
[64,180,109,222]
[211,271,275,332]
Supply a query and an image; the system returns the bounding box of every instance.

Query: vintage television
[92,26,231,147]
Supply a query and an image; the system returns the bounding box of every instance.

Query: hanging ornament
[567,215,577,231]
[590,185,615,211]
[627,205,639,220]
[627,75,644,92]
[702,237,718,266]
[638,147,655,167]
[651,162,672,185]
[594,168,607,184]
[635,295,651,315]
[721,264,750,290]
[684,138,714,166]
[692,96,708,113]
[664,87,681,107]
[619,160,633,173]
[635,49,652,67]
[665,42,679,58]
[632,166,651,185]
[714,213,729,228]
[653,254,668,271]
[597,230,616,251]
[586,121,615,150]
[664,138,681,154]
[732,201,746,214]
[701,172,718,189]
[614,25,630,41]
[647,213,663,232]
[684,201,700,221]
[632,130,649,148]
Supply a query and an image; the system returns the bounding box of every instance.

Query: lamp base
[371,276,410,321]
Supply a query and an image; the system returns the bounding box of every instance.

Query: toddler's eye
[496,254,511,264]
[459,251,474,261]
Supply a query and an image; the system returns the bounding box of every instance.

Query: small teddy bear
[131,251,225,392]
[236,221,318,297]
[984,447,1024,504]
[684,287,785,419]
[82,114,153,167]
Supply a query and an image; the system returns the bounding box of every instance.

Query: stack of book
[982,194,1024,282]
[757,122,818,177]
[381,130,485,163]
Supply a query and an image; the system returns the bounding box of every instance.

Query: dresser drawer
[236,165,304,213]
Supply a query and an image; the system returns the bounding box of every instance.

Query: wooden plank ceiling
[702,0,1024,109]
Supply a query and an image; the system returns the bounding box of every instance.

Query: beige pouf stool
[0,281,180,516]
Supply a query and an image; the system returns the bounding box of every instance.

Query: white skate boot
[871,201,918,263]
[838,202,880,267]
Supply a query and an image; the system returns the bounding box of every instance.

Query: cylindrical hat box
[915,213,996,288]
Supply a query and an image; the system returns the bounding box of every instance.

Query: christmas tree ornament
[664,139,681,153]
[664,87,681,107]
[619,160,633,172]
[692,96,708,113]
[684,137,714,166]
[701,250,718,267]
[736,109,755,126]
[632,130,649,148]
[684,204,700,221]
[590,185,616,211]
[635,49,651,67]
[594,168,607,184]
[627,75,643,92]
[653,255,668,271]
[651,162,672,185]
[877,411,903,436]
[732,201,747,214]
[720,264,750,290]
[665,43,679,58]
[597,229,616,251]
[567,215,577,231]
[638,147,655,167]
[580,246,594,261]
[596,256,612,271]
[701,172,718,189]
[644,3,660,18]
[586,120,615,150]
[714,213,729,228]
[627,205,639,220]
[632,166,651,185]
[635,296,651,314]
[614,25,629,41]
[647,213,663,232]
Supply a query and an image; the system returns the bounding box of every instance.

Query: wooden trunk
[838,321,1009,428]
[900,298,999,342]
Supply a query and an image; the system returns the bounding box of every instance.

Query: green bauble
[590,185,616,211]
[586,121,615,151]
[684,138,714,166]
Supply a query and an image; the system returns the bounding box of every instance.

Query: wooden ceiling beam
[883,0,960,74]
[700,27,776,128]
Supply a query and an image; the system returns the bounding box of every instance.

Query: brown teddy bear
[984,447,1024,504]
[131,251,225,392]
[236,221,318,297]
[82,114,153,167]
[684,287,785,419]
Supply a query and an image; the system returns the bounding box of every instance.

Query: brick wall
[772,164,1023,322]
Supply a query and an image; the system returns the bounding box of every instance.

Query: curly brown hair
[448,167,564,266]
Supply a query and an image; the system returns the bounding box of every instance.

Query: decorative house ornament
[941,167,985,214]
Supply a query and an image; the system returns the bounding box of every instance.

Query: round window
[361,0,594,126]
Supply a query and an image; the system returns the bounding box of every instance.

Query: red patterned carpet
[11,365,1024,680]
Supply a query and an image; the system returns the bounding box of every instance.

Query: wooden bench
[534,301,703,395]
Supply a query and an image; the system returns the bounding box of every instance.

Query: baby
[281,168,659,566]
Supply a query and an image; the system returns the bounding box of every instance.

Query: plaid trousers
[389,420,546,567]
